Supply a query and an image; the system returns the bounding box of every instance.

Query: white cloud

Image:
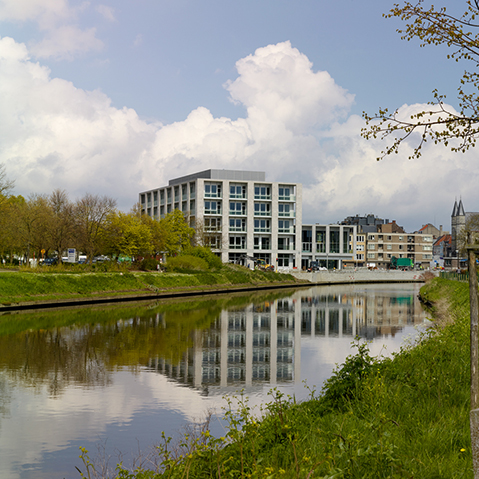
[30,24,103,60]
[95,4,115,22]
[0,0,105,59]
[0,36,478,229]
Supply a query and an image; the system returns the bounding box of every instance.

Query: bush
[167,255,209,272]
[186,246,222,269]
[138,257,161,271]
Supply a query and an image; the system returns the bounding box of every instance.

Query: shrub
[167,255,209,272]
[186,246,222,269]
[138,257,161,271]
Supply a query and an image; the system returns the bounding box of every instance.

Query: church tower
[451,199,466,255]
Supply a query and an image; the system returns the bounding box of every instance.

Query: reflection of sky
[0,283,429,478]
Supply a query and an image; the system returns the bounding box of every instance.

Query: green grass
[78,277,474,478]
[0,264,302,305]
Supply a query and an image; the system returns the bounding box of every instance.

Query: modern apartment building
[300,224,357,270]
[139,169,302,267]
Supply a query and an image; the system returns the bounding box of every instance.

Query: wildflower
[461,448,466,452]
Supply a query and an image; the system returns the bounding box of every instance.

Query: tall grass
[78,277,474,478]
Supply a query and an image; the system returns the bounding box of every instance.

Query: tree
[0,163,14,209]
[159,210,195,257]
[362,1,479,160]
[73,194,117,262]
[103,211,153,259]
[47,189,75,261]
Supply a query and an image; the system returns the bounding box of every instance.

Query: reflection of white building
[146,286,426,393]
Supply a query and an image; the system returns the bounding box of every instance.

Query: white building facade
[139,169,302,268]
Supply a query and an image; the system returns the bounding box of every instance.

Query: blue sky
[0,0,476,232]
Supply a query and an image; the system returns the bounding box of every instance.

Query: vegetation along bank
[0,258,305,309]
[77,277,473,478]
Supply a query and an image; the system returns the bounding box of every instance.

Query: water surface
[0,283,428,478]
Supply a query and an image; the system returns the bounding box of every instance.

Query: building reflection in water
[147,285,427,395]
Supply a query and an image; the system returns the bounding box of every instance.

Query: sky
[0,0,477,232]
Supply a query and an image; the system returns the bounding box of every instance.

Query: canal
[0,283,428,478]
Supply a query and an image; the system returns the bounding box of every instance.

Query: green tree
[160,209,195,256]
[103,211,153,259]
[362,1,479,159]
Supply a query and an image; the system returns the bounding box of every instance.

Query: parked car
[43,257,58,266]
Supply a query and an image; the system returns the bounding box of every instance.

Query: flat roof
[168,169,265,185]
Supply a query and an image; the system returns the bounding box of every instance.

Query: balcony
[254,227,271,233]
[278,195,296,202]
[205,208,221,215]
[278,227,295,234]
[279,244,295,251]
[278,211,295,217]
[229,226,246,232]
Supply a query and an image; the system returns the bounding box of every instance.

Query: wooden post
[467,238,479,477]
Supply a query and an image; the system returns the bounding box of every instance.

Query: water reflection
[0,283,428,478]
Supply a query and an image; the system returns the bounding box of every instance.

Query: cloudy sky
[0,0,477,232]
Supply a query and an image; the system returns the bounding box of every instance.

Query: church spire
[452,199,458,217]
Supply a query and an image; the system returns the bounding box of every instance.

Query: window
[254,236,271,250]
[316,231,326,253]
[329,230,340,253]
[205,217,221,231]
[254,219,271,232]
[387,235,392,241]
[254,203,271,216]
[368,235,375,240]
[205,183,221,198]
[254,185,271,199]
[230,201,246,215]
[356,244,364,251]
[279,203,292,216]
[387,244,392,250]
[278,220,291,232]
[367,253,375,259]
[205,200,220,214]
[230,184,246,198]
[229,236,246,249]
[230,218,246,232]
[278,186,292,200]
[367,244,376,250]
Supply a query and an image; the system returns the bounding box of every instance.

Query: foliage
[138,257,161,271]
[159,210,195,257]
[184,246,222,269]
[166,254,210,272]
[103,211,153,259]
[362,1,479,160]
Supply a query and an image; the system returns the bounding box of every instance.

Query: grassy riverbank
[0,264,303,305]
[79,277,473,478]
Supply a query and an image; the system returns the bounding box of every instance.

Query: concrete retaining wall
[289,269,433,284]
